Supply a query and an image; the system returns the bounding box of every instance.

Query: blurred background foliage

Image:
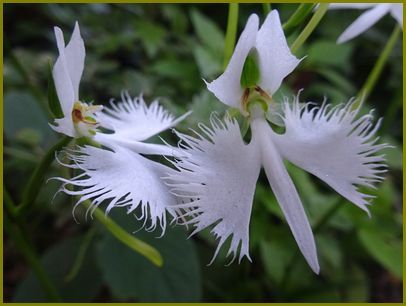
[3,3,402,302]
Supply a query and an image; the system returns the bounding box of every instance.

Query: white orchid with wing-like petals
[165,10,389,273]
[51,23,190,231]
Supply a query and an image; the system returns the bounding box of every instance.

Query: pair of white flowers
[52,10,388,274]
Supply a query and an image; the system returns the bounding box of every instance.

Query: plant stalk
[223,3,239,69]
[290,3,329,54]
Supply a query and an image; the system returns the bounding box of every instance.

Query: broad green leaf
[307,40,353,67]
[190,9,224,55]
[4,91,57,148]
[358,226,402,279]
[193,45,222,78]
[13,236,102,302]
[260,234,295,284]
[96,210,202,302]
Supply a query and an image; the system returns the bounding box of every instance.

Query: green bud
[240,50,260,88]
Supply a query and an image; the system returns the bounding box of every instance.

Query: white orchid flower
[51,23,190,231]
[328,3,403,43]
[50,22,103,138]
[165,10,388,273]
[54,92,190,232]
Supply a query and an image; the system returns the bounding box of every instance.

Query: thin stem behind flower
[223,3,239,69]
[290,3,329,54]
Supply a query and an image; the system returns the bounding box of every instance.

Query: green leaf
[47,61,63,119]
[190,9,224,55]
[260,234,295,284]
[13,236,102,302]
[4,91,57,148]
[358,226,402,279]
[134,19,166,58]
[193,45,222,78]
[96,210,202,302]
[307,40,353,67]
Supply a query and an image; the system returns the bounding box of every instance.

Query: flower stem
[283,4,315,35]
[223,3,239,69]
[356,25,401,103]
[81,200,164,267]
[17,136,71,216]
[290,3,329,54]
[4,189,62,301]
[262,3,271,15]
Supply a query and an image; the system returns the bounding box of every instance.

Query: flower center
[242,85,272,117]
[72,101,103,136]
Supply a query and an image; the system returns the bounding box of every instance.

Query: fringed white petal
[206,14,259,110]
[272,96,389,214]
[256,10,301,95]
[53,145,177,232]
[165,115,261,264]
[96,93,190,143]
[337,4,390,43]
[390,4,403,28]
[251,116,319,274]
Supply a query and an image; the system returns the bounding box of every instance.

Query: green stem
[290,3,329,54]
[17,136,71,216]
[283,4,315,35]
[262,3,271,15]
[4,190,61,301]
[356,25,401,104]
[65,227,97,282]
[82,201,163,267]
[223,3,239,69]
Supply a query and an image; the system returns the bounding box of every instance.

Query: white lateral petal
[390,4,403,28]
[165,115,261,264]
[53,26,75,118]
[53,145,176,231]
[273,97,389,213]
[64,22,85,102]
[96,93,190,142]
[251,117,319,274]
[206,14,259,110]
[337,4,390,43]
[50,117,76,138]
[256,10,300,95]
[328,3,376,10]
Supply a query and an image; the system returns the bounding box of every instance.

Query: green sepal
[240,51,260,88]
[47,61,64,119]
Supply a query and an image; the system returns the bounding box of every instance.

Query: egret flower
[51,23,190,231]
[165,10,388,273]
[328,3,403,43]
[50,22,103,138]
